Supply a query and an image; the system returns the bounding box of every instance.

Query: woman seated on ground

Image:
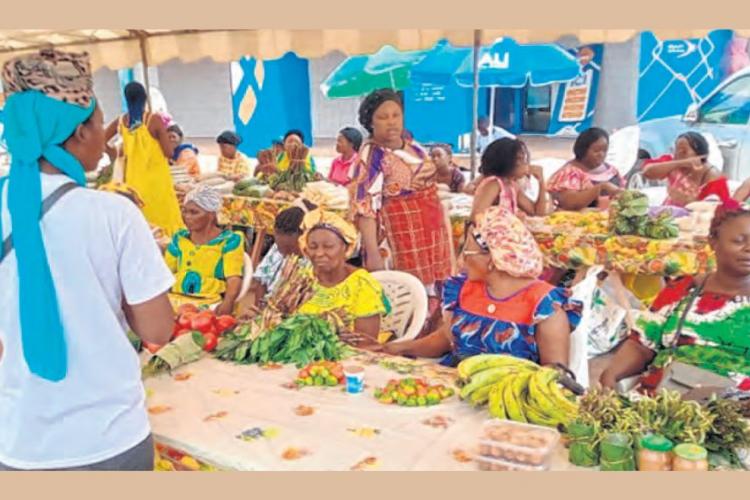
[379,206,581,367]
[600,200,750,390]
[277,129,317,174]
[243,204,310,311]
[167,124,200,178]
[216,130,251,181]
[641,132,721,208]
[547,127,624,211]
[296,209,388,349]
[470,138,548,219]
[165,185,245,315]
[430,144,466,194]
[328,127,363,186]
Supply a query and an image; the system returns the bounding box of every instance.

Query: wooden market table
[145,353,580,471]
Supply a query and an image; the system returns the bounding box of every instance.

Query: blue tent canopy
[411,38,581,88]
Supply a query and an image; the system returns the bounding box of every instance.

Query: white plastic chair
[371,270,428,343]
[211,253,253,311]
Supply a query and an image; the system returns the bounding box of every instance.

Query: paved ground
[189,134,575,163]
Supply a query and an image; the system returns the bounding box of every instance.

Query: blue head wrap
[0,49,96,381]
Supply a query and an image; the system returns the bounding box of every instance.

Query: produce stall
[145,353,579,471]
[446,192,717,278]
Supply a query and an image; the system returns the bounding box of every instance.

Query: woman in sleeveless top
[547,127,624,211]
[469,138,548,220]
[104,82,184,237]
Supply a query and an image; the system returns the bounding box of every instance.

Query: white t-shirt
[477,126,516,153]
[0,173,175,469]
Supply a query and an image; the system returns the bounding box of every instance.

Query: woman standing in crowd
[548,127,624,210]
[104,81,184,237]
[0,49,175,471]
[349,89,452,298]
[642,132,721,207]
[430,144,466,193]
[328,127,363,186]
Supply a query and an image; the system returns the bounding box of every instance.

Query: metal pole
[470,29,481,180]
[137,34,152,110]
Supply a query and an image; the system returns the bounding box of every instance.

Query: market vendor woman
[548,127,624,210]
[350,89,452,295]
[297,209,388,348]
[165,185,245,315]
[601,200,750,389]
[379,206,581,367]
[641,132,721,208]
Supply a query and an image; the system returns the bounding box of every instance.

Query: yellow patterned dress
[120,113,184,237]
[298,268,388,332]
[165,229,245,307]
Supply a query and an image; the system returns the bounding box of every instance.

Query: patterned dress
[165,229,245,304]
[547,161,624,208]
[297,269,388,330]
[350,141,452,287]
[217,152,251,178]
[630,275,750,377]
[439,275,582,366]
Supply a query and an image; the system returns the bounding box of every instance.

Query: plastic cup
[344,365,365,394]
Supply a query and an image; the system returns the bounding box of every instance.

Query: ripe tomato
[190,315,214,334]
[215,315,237,334]
[202,333,218,352]
[178,312,197,329]
[177,304,200,316]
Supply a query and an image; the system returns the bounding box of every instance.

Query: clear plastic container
[474,454,549,472]
[479,419,561,466]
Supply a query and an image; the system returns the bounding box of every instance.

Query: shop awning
[2,29,749,71]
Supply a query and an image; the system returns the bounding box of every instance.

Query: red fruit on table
[174,328,192,338]
[202,333,218,352]
[215,315,237,334]
[191,315,214,334]
[178,312,197,329]
[177,304,200,316]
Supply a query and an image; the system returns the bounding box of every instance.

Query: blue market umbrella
[411,37,581,88]
[455,38,581,87]
[321,45,428,98]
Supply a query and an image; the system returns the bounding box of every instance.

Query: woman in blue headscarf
[0,49,175,471]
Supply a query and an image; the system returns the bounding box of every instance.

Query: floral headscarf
[472,206,544,279]
[300,208,359,258]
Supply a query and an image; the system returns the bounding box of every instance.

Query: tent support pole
[470,29,481,180]
[137,33,152,110]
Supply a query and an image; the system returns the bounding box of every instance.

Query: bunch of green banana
[456,355,579,429]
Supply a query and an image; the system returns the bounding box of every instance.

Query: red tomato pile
[143,304,237,354]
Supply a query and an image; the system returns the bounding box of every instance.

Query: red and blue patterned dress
[439,275,582,366]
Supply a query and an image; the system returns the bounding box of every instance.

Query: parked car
[636,66,750,182]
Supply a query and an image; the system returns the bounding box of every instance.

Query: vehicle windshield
[699,75,750,125]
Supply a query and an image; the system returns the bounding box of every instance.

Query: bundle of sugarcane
[251,254,316,337]
[269,144,314,192]
[255,149,278,180]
